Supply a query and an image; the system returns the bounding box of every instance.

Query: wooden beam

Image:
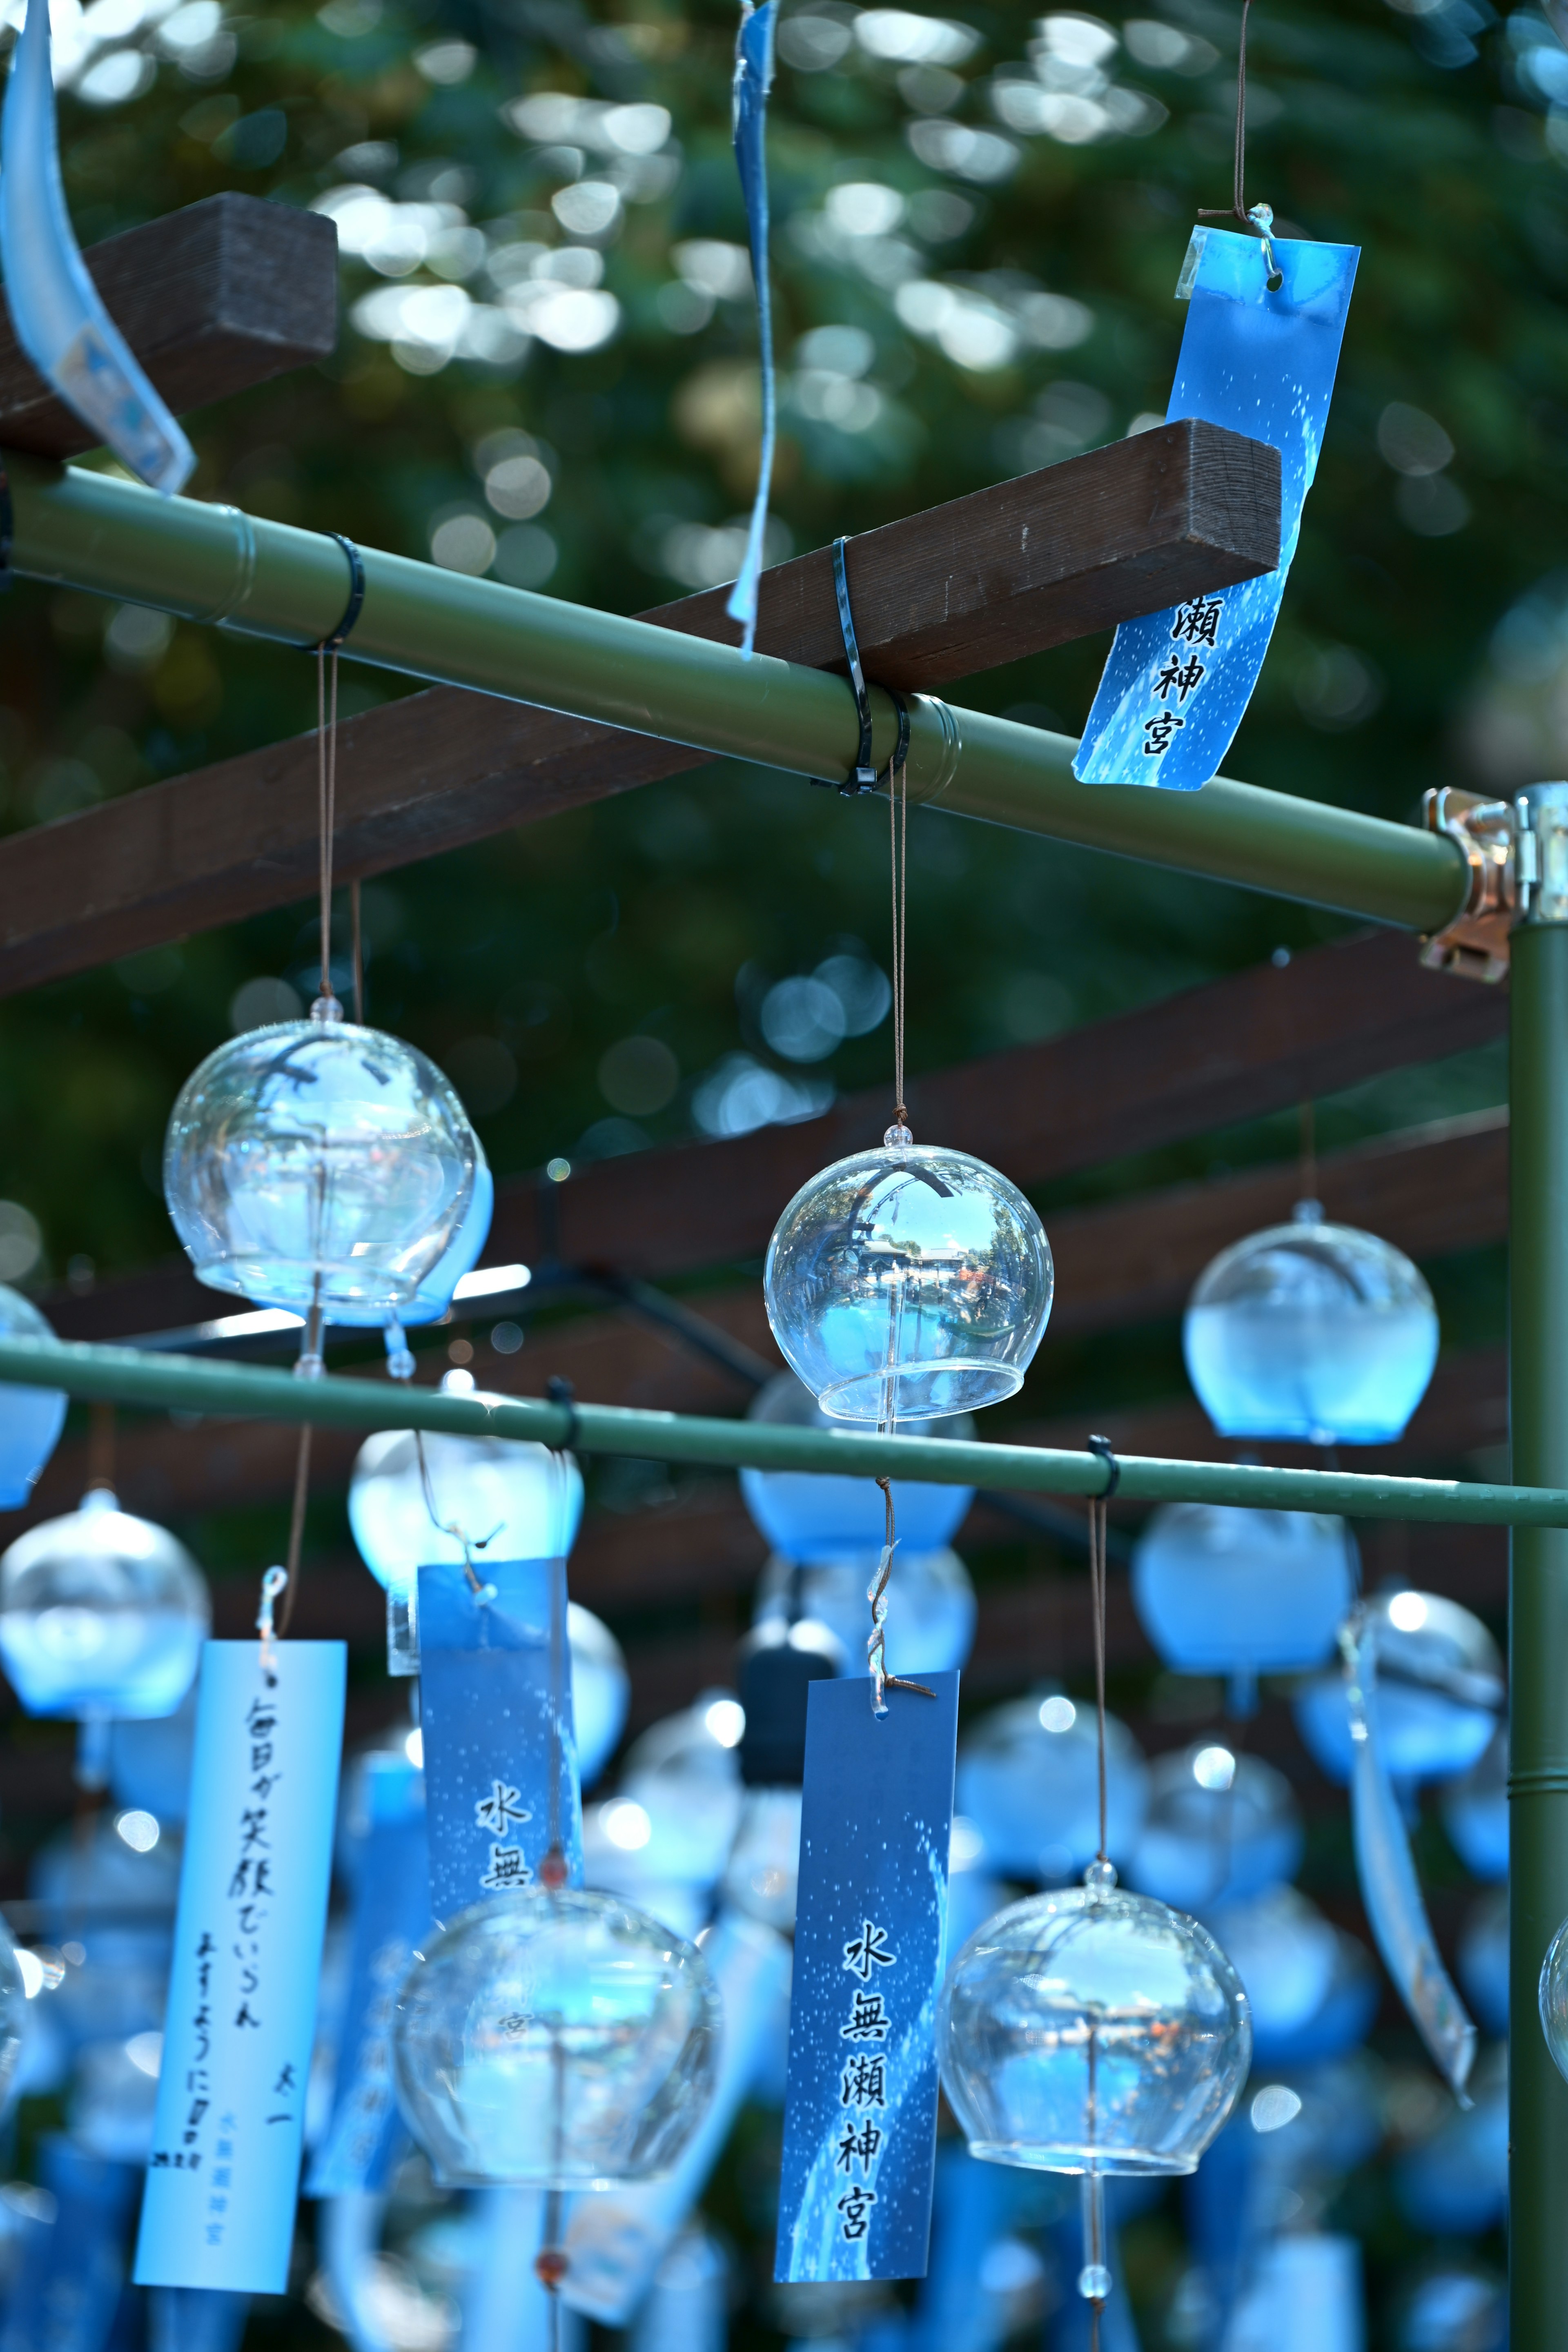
[0,419,1278,995]
[41,928,1507,1346]
[0,194,338,458]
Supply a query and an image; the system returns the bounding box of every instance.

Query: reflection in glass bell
[1294,1589,1502,1789]
[0,1285,66,1509]
[739,1372,975,1558]
[1183,1202,1439,1445]
[278,1144,495,1372]
[163,1004,479,1313]
[0,1489,209,1718]
[392,1888,720,2187]
[752,1546,976,1681]
[1132,1505,1356,1714]
[1129,1744,1303,1913]
[956,1695,1148,1884]
[938,1865,1251,2173]
[764,1142,1052,1420]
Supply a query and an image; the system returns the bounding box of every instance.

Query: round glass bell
[938,1865,1251,2173]
[752,1545,976,1681]
[739,1371,975,1557]
[764,1141,1052,1420]
[1132,1504,1356,1712]
[611,1696,745,1887]
[1541,1910,1568,2087]
[0,1489,209,1718]
[163,1004,479,1314]
[1293,1588,1502,1788]
[1183,1202,1439,1445]
[0,1285,66,1509]
[1129,1744,1302,1912]
[392,1887,721,2187]
[956,1695,1148,1884]
[1204,1885,1339,2054]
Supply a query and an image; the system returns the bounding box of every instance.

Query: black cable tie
[546,1374,580,1454]
[307,532,365,653]
[0,463,14,595]
[1086,1432,1121,1499]
[808,535,886,796]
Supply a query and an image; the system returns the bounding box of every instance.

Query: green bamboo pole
[7,458,1468,934]
[1509,908,1568,2352]
[0,1334,1562,1525]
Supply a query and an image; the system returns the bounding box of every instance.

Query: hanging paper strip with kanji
[1074,225,1358,793]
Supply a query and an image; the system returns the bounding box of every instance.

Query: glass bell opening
[764,1143,1053,1421]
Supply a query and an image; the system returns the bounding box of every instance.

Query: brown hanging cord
[1196,0,1284,290]
[86,1400,116,1495]
[275,1422,312,1639]
[310,534,366,1010]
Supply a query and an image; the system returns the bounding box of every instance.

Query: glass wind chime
[938,1486,1252,2326]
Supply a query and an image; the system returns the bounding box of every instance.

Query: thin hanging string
[1196,0,1283,288]
[1299,1098,1317,1205]
[275,1423,312,1638]
[412,1428,496,1598]
[888,734,909,1137]
[868,1476,935,1715]
[87,1400,115,1494]
[317,644,341,1006]
[1085,1436,1120,1866]
[350,876,364,1025]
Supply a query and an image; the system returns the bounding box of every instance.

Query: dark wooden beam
[0,419,1278,996]
[0,194,338,458]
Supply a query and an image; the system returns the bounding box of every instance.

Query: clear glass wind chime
[763,552,1054,1699]
[938,1466,1253,2333]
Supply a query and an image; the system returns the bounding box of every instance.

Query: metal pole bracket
[1420,787,1516,983]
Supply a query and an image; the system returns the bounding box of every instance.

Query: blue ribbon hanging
[0,0,194,492]
[1073,226,1358,792]
[724,0,778,657]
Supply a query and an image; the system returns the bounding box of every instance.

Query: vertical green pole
[1510,889,1568,2351]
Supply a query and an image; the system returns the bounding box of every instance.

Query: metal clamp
[1419,788,1516,983]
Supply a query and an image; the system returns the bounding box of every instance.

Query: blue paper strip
[775,1671,959,2283]
[135,1640,346,2294]
[1073,227,1359,792]
[417,1557,583,1925]
[307,1754,429,2197]
[724,0,777,655]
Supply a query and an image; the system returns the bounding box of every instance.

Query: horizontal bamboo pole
[9,459,1468,933]
[0,1336,1559,1527]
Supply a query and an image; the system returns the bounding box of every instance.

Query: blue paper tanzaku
[775,1671,959,2284]
[307,1751,429,2198]
[417,1556,583,1925]
[725,0,777,656]
[1074,227,1359,792]
[135,1640,346,2295]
